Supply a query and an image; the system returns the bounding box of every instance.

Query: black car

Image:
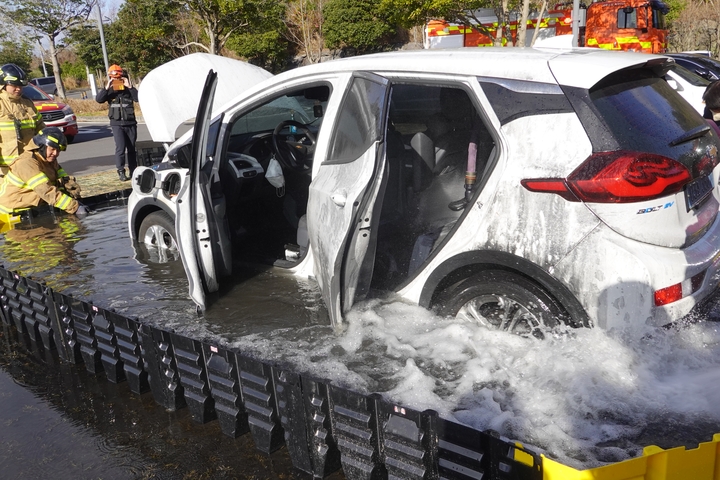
[666,53,720,82]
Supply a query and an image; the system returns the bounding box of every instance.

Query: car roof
[268,48,665,90]
[144,49,668,144]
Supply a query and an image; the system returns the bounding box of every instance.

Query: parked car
[666,53,720,82]
[663,63,711,114]
[128,50,720,336]
[22,84,79,143]
[29,76,58,96]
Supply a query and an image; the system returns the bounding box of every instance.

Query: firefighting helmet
[108,64,123,79]
[0,64,28,87]
[33,127,68,152]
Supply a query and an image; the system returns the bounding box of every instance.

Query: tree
[226,0,289,71]
[0,40,34,74]
[5,0,94,98]
[284,0,327,64]
[109,0,181,77]
[323,0,395,53]
[668,0,720,57]
[67,25,105,73]
[171,0,273,55]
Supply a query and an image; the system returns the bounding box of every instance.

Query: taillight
[522,151,692,203]
[654,271,706,306]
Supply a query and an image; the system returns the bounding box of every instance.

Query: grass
[74,169,131,198]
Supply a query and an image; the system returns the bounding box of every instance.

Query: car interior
[211,82,496,292]
[370,84,496,291]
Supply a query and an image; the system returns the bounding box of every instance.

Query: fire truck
[425,0,669,53]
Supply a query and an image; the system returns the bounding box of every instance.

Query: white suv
[128,50,720,335]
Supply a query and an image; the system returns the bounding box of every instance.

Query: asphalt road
[59,119,157,176]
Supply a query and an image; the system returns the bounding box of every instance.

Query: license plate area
[685,175,713,210]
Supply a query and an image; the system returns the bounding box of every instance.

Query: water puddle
[2,204,720,471]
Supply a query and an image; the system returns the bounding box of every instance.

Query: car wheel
[435,270,569,338]
[138,211,178,261]
[65,135,75,144]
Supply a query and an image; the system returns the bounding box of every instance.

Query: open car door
[175,70,231,312]
[307,72,391,328]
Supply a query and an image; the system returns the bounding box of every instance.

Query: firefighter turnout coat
[0,89,45,170]
[0,142,79,215]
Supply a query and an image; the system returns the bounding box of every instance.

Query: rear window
[582,69,719,175]
[35,78,54,85]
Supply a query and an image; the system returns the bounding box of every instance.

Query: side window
[618,7,637,28]
[652,8,665,29]
[326,76,387,165]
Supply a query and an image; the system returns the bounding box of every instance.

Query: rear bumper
[553,213,720,330]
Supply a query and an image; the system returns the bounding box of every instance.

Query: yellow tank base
[0,212,22,234]
[542,433,720,480]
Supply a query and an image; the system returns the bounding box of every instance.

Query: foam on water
[231,297,720,468]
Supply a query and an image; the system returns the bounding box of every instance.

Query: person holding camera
[95,64,138,182]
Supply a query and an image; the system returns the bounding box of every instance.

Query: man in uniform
[0,127,86,220]
[0,64,45,176]
[95,64,138,181]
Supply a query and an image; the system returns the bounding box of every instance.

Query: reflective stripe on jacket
[0,148,78,214]
[0,90,45,167]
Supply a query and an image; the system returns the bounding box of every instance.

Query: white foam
[232,297,720,469]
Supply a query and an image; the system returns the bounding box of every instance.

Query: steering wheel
[272,120,316,172]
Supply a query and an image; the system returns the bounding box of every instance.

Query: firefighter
[0,127,86,219]
[95,64,138,181]
[0,64,45,176]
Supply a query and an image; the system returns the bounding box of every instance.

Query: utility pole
[96,0,110,76]
[37,39,48,77]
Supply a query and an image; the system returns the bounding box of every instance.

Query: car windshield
[230,93,316,136]
[22,85,51,101]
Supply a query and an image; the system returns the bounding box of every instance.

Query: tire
[65,135,75,144]
[435,270,569,338]
[138,211,178,262]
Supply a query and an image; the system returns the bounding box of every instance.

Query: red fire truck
[425,0,669,53]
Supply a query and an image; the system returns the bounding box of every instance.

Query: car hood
[138,53,274,143]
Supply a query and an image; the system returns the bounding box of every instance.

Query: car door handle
[331,193,346,207]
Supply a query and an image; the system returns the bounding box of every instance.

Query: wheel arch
[420,250,591,328]
[130,198,175,241]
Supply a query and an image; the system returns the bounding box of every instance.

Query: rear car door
[307,73,391,328]
[175,70,232,312]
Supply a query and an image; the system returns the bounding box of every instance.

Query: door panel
[175,70,221,312]
[307,73,391,328]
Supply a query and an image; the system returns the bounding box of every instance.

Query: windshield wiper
[669,124,711,146]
